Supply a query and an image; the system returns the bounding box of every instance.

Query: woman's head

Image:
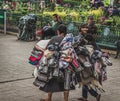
[79,24,88,34]
[57,24,67,36]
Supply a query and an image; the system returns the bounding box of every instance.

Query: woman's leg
[40,92,52,101]
[117,49,120,58]
[82,85,100,101]
[88,88,98,97]
[88,88,101,101]
[82,85,88,99]
[47,92,52,101]
[64,91,69,101]
[78,85,88,101]
[115,48,120,58]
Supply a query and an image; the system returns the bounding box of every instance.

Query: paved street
[0,34,120,101]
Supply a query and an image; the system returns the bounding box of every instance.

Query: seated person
[41,26,56,39]
[48,14,62,31]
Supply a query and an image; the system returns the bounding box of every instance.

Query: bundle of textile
[73,35,107,92]
[28,33,112,94]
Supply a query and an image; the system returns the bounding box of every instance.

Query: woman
[39,24,71,101]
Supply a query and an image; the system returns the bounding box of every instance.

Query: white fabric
[36,39,50,49]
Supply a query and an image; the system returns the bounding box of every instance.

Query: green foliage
[103,0,110,7]
[0,1,2,6]
[20,0,29,3]
[113,16,120,26]
[63,0,80,7]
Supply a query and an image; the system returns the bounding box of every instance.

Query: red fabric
[29,56,37,62]
[72,59,79,68]
[29,54,43,62]
[36,29,42,35]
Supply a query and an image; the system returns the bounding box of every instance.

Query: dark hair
[42,26,55,39]
[88,15,94,20]
[57,24,67,35]
[53,14,58,18]
[80,23,88,28]
[42,27,55,35]
[79,23,88,32]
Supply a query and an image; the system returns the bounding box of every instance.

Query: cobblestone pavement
[0,34,120,101]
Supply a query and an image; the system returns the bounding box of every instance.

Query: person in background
[79,20,100,51]
[41,26,56,40]
[12,0,17,10]
[40,14,62,39]
[40,24,70,101]
[115,37,120,59]
[48,14,62,31]
[86,16,101,50]
[87,16,97,35]
[112,6,119,16]
[56,0,62,6]
[91,0,102,8]
[100,16,106,24]
[108,6,113,16]
[39,0,45,12]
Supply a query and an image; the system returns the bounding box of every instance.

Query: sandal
[77,97,88,101]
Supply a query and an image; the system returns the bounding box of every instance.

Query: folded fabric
[31,53,39,59]
[29,50,43,65]
[29,60,39,65]
[29,56,38,62]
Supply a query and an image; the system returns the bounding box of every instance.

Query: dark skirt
[39,77,75,93]
[39,78,64,92]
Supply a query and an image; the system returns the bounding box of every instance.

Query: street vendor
[77,23,101,101]
[39,24,71,101]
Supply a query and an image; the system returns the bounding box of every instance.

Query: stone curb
[0,29,17,36]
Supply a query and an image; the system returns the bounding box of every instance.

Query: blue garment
[82,85,98,98]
